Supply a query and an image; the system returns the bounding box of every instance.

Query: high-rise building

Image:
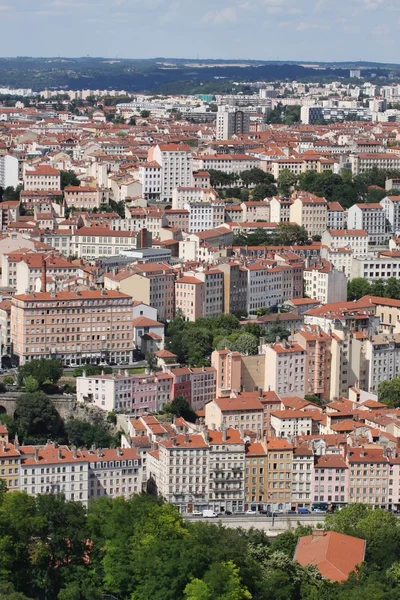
[216,106,250,140]
[0,154,19,189]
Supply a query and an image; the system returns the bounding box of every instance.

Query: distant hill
[0,57,395,93]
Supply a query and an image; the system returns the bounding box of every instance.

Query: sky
[0,0,399,62]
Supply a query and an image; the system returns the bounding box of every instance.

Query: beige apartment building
[104,262,175,321]
[266,438,293,512]
[348,447,389,507]
[23,165,61,190]
[205,392,264,433]
[211,349,242,395]
[64,186,110,210]
[289,192,328,237]
[175,276,205,322]
[72,227,140,259]
[245,441,268,508]
[295,327,332,400]
[11,289,134,366]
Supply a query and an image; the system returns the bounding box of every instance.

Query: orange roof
[294,531,366,582]
[13,290,130,302]
[208,427,244,445]
[215,395,264,412]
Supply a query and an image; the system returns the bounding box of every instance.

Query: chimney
[34,448,39,462]
[97,448,103,458]
[41,257,47,293]
[185,432,190,444]
[222,426,227,442]
[117,447,122,456]
[312,530,325,539]
[58,448,62,460]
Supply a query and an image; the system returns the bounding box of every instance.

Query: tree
[304,394,324,406]
[65,418,116,448]
[60,170,80,190]
[277,169,298,194]
[251,183,278,200]
[347,278,372,301]
[378,377,400,407]
[24,376,39,394]
[1,185,22,201]
[146,352,157,373]
[184,561,252,600]
[18,358,62,387]
[14,392,63,444]
[231,334,259,355]
[170,396,198,423]
[264,321,291,344]
[275,222,308,245]
[129,116,136,125]
[140,110,151,118]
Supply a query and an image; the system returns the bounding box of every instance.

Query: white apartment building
[138,161,162,201]
[246,263,283,314]
[320,246,353,278]
[192,154,259,176]
[72,227,139,259]
[292,447,314,509]
[184,201,225,233]
[147,433,209,513]
[172,187,217,210]
[290,193,328,237]
[216,106,250,140]
[148,144,193,203]
[0,154,19,188]
[269,197,293,223]
[270,410,313,439]
[351,255,400,282]
[347,203,386,245]
[23,165,61,190]
[304,262,348,305]
[366,334,400,392]
[262,342,306,397]
[327,202,345,230]
[321,229,369,255]
[350,153,400,176]
[76,372,133,411]
[380,195,400,234]
[208,428,246,513]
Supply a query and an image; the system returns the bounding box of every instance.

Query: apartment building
[0,439,20,491]
[290,192,328,237]
[138,161,162,200]
[263,341,306,397]
[312,454,349,506]
[350,153,400,176]
[23,165,61,190]
[381,195,400,234]
[351,254,400,282]
[270,410,314,439]
[0,299,11,357]
[347,203,386,245]
[211,349,242,396]
[0,154,19,189]
[184,201,225,233]
[218,262,248,316]
[245,441,268,508]
[321,229,369,255]
[205,392,264,433]
[292,446,313,509]
[11,289,133,366]
[73,227,141,259]
[269,197,293,223]
[266,438,293,512]
[15,254,85,295]
[147,432,209,513]
[171,186,217,210]
[167,366,216,412]
[208,427,246,514]
[303,261,347,305]
[348,447,389,507]
[77,371,134,411]
[365,333,400,393]
[216,106,250,140]
[64,186,110,210]
[148,144,193,202]
[192,154,259,176]
[327,202,345,230]
[320,246,353,278]
[295,328,332,400]
[175,275,204,322]
[104,263,175,321]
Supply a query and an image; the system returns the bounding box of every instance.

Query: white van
[202,509,218,518]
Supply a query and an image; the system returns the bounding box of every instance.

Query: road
[183,513,327,534]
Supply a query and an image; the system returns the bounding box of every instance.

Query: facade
[205,393,264,433]
[216,106,250,140]
[64,186,109,210]
[312,454,349,506]
[304,261,348,305]
[11,290,133,366]
[0,154,19,189]
[149,144,193,203]
[290,193,328,237]
[347,203,386,245]
[23,165,61,190]
[348,448,389,507]
[263,342,306,397]
[327,202,345,230]
[292,447,313,509]
[381,195,400,234]
[321,229,369,255]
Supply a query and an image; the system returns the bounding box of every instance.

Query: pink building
[312,454,349,507]
[131,372,173,415]
[175,275,204,322]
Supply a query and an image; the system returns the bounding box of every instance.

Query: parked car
[261,510,273,517]
[202,510,218,518]
[224,510,233,516]
[192,511,202,516]
[245,509,257,515]
[298,508,311,514]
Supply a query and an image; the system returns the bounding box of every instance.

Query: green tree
[275,222,308,245]
[60,170,80,190]
[129,116,136,125]
[378,377,400,407]
[140,110,151,118]
[14,392,63,444]
[347,278,372,301]
[146,352,157,373]
[18,358,62,387]
[24,376,39,394]
[231,333,259,355]
[263,321,291,344]
[251,183,278,200]
[277,169,298,194]
[184,561,252,600]
[169,396,198,423]
[65,418,116,448]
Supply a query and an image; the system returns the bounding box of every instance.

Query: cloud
[202,7,237,24]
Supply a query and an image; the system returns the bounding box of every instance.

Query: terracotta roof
[294,531,366,582]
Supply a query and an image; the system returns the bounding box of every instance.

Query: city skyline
[0,0,398,62]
